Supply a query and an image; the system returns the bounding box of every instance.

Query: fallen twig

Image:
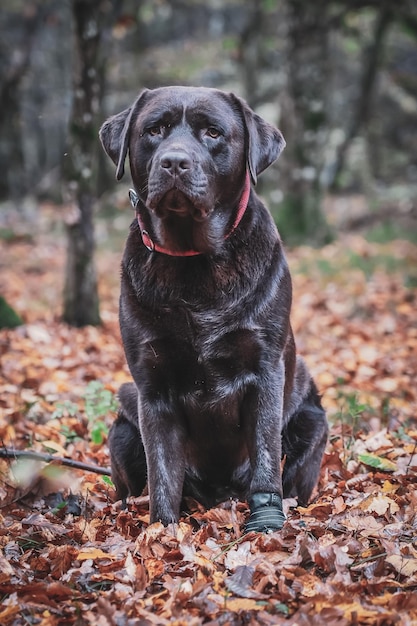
[0,447,111,476]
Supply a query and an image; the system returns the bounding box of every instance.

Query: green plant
[0,295,23,329]
[52,400,80,443]
[102,475,114,488]
[50,500,68,515]
[59,423,81,444]
[335,388,371,462]
[347,251,402,280]
[84,381,118,444]
[273,603,290,616]
[392,422,414,444]
[52,400,78,419]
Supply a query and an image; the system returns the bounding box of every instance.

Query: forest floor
[0,202,416,625]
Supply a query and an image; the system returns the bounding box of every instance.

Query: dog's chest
[142,310,264,407]
[121,251,281,411]
[147,322,261,454]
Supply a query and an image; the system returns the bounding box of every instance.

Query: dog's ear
[231,94,285,185]
[99,89,149,181]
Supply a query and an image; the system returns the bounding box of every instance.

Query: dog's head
[100,86,285,254]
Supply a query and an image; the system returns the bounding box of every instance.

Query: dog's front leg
[244,361,287,533]
[139,404,186,526]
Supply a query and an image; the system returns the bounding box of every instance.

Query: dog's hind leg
[108,382,147,502]
[282,381,328,506]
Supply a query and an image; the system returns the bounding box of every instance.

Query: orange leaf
[145,557,164,582]
[224,598,267,612]
[76,548,115,561]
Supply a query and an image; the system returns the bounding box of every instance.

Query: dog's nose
[160,151,192,174]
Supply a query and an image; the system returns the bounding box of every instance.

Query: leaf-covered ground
[0,205,416,625]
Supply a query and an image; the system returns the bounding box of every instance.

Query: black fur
[100,86,328,529]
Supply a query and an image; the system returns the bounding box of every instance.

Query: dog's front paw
[244,492,286,533]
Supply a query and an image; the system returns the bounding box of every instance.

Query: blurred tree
[0,2,39,202]
[329,3,395,189]
[62,0,123,327]
[238,0,266,108]
[235,0,416,243]
[276,0,406,243]
[0,0,415,252]
[278,0,336,244]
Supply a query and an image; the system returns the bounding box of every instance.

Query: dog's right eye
[148,126,163,136]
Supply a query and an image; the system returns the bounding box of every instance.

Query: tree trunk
[0,7,39,202]
[329,4,394,190]
[62,0,109,327]
[279,0,333,244]
[238,0,265,108]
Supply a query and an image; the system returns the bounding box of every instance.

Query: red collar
[129,171,251,257]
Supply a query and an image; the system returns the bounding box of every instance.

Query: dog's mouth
[153,188,209,222]
[143,186,221,255]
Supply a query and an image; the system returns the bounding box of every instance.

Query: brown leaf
[223,541,254,571]
[2,228,417,623]
[0,606,22,625]
[362,494,399,516]
[386,555,417,578]
[341,515,384,535]
[144,557,164,582]
[225,565,267,599]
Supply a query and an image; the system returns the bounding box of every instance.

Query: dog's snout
[160,151,192,174]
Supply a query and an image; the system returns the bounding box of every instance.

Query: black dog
[99,86,328,532]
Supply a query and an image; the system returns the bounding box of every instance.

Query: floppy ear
[231,94,286,185]
[99,89,149,181]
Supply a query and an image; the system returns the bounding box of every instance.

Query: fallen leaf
[2,227,417,624]
[375,378,398,393]
[41,440,68,456]
[223,598,267,612]
[223,541,253,571]
[386,555,417,577]
[76,548,116,561]
[342,515,384,535]
[225,565,267,599]
[357,453,397,472]
[0,606,21,624]
[363,494,399,516]
[144,557,164,582]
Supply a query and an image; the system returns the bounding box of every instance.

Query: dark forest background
[0,0,416,325]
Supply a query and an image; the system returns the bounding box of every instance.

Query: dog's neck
[129,171,251,257]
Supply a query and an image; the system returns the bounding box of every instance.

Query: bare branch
[0,447,111,476]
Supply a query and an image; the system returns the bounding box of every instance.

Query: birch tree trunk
[62,0,106,326]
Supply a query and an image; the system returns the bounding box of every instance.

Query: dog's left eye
[205,127,221,139]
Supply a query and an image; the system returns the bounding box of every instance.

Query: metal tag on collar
[141,230,155,252]
[128,189,139,210]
